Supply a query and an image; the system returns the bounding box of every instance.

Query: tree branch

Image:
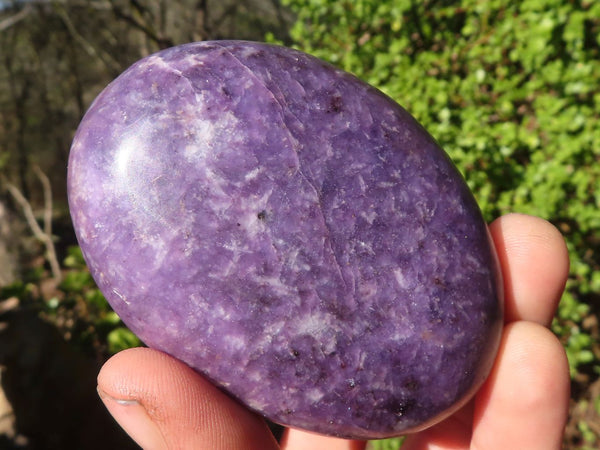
[2,171,62,282]
[54,3,122,76]
[33,165,52,238]
[111,3,173,49]
[0,4,33,32]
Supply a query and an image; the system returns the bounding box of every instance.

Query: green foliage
[578,419,597,447]
[369,437,405,450]
[107,326,142,354]
[280,0,600,379]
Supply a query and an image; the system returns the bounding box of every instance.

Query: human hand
[97,213,570,450]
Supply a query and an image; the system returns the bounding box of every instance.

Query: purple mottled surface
[68,41,502,438]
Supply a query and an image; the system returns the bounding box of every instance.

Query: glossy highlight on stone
[68,41,503,439]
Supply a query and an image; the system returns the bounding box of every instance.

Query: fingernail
[98,387,167,449]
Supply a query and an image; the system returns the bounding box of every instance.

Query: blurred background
[0,0,598,448]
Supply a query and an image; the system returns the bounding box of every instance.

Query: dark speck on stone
[328,94,343,113]
[67,40,503,439]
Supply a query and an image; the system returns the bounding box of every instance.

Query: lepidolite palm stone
[68,41,503,439]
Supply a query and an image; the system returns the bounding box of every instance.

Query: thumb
[97,347,279,450]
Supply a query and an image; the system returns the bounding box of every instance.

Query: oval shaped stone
[68,41,503,439]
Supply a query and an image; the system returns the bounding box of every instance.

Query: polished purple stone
[68,41,502,439]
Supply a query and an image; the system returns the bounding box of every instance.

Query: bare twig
[2,171,62,282]
[53,4,122,75]
[33,165,52,238]
[0,4,33,32]
[111,2,173,49]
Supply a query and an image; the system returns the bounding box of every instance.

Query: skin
[97,213,571,449]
